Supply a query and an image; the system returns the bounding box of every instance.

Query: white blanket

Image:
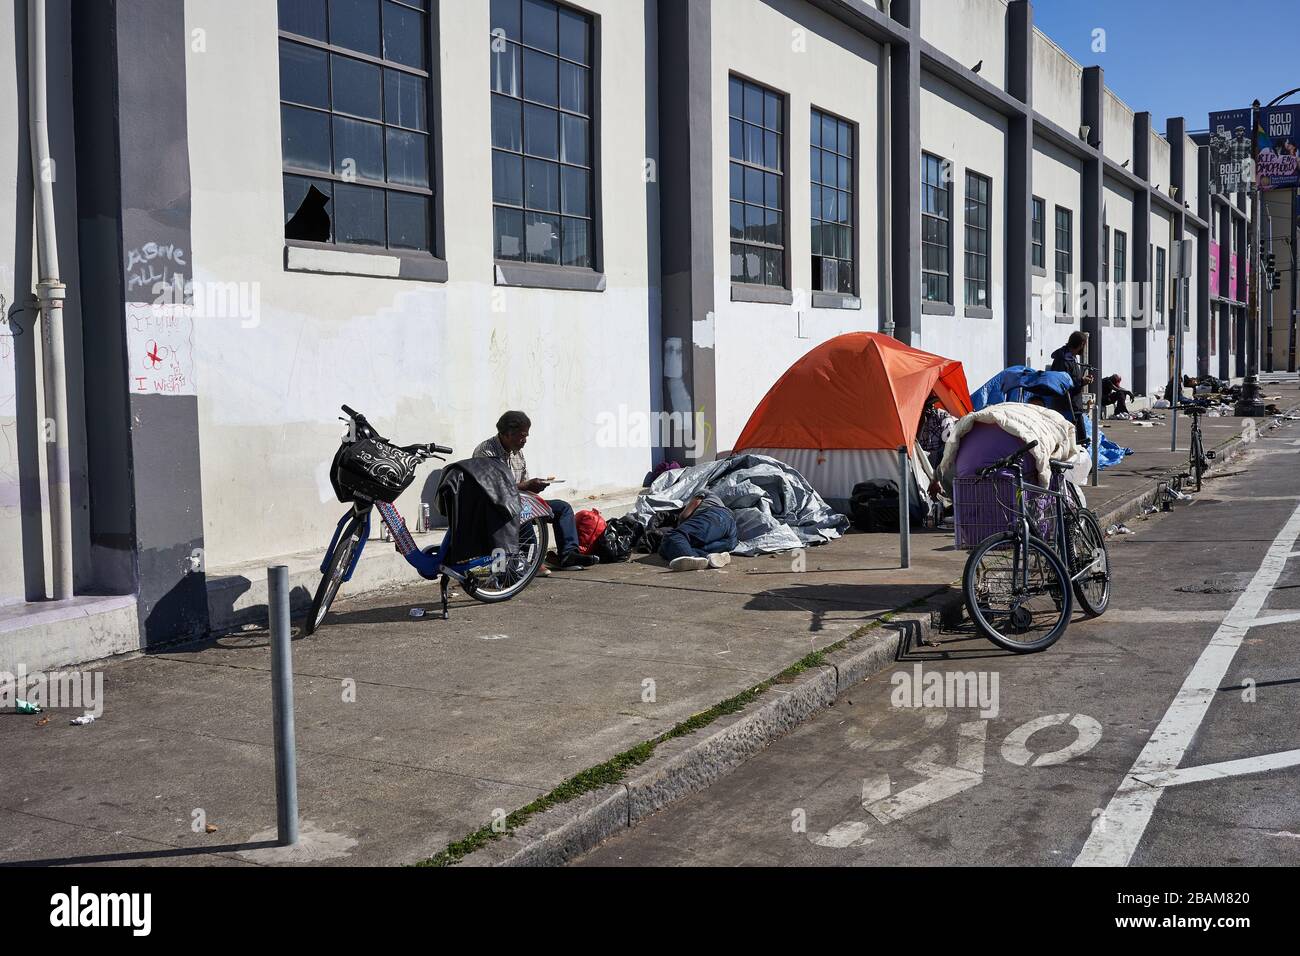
[938,402,1082,488]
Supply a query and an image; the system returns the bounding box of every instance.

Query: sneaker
[669,555,709,571]
[557,551,600,570]
[707,551,731,569]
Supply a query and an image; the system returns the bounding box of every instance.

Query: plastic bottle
[16,699,41,714]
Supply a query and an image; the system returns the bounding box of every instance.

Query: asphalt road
[575,421,1300,866]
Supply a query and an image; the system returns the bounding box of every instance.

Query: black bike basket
[330,438,421,503]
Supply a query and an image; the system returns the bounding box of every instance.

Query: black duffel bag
[595,516,638,562]
[850,479,925,532]
[330,438,422,503]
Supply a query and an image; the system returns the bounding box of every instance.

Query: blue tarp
[1082,415,1133,470]
[971,366,1075,410]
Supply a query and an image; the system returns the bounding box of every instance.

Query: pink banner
[1230,253,1240,301]
[1210,242,1221,296]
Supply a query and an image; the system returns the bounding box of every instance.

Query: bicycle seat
[1049,458,1074,471]
[1179,404,1206,416]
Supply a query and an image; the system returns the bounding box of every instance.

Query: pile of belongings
[971,365,1076,412]
[1082,416,1133,469]
[630,454,849,555]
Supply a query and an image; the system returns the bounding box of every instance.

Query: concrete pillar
[1169,117,1188,390]
[656,0,716,462]
[1131,111,1151,393]
[1196,146,1211,377]
[1081,68,1104,377]
[113,0,209,645]
[889,0,920,345]
[1004,0,1033,366]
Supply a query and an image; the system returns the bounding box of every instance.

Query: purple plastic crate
[953,471,1056,550]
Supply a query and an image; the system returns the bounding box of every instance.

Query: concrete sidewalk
[2,382,1295,867]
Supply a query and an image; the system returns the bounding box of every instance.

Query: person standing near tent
[1050,331,1093,445]
[659,492,737,571]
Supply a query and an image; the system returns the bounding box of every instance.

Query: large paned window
[1114,230,1127,325]
[489,0,594,268]
[1155,245,1167,327]
[279,0,435,251]
[921,152,951,303]
[964,171,990,309]
[1031,196,1045,270]
[810,109,854,294]
[729,76,786,287]
[1054,206,1072,316]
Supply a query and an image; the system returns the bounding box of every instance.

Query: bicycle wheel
[963,531,1073,653]
[463,517,548,604]
[1067,508,1110,617]
[1191,429,1205,491]
[305,512,367,635]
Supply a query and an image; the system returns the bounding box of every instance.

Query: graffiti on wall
[125,302,196,396]
[125,241,188,298]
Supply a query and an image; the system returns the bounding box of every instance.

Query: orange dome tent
[733,332,972,509]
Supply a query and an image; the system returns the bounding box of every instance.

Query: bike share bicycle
[955,439,1111,653]
[304,405,550,635]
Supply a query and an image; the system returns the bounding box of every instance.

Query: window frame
[1054,205,1072,317]
[1155,245,1167,328]
[963,169,991,315]
[728,72,790,302]
[278,0,446,275]
[1030,196,1045,274]
[1113,229,1127,326]
[921,151,953,309]
[808,105,858,306]
[489,0,604,289]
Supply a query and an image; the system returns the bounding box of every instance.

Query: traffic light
[1262,251,1276,272]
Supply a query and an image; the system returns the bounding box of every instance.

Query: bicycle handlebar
[978,439,1039,478]
[341,406,451,456]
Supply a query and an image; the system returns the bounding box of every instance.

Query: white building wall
[1149,205,1173,394]
[1031,31,1081,133]
[0,10,25,604]
[183,0,658,568]
[920,0,1007,91]
[710,0,881,452]
[1102,91,1133,168]
[1031,140,1082,363]
[917,72,1007,391]
[1102,179,1134,382]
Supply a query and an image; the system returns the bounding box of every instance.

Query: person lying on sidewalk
[474,410,599,572]
[659,491,738,571]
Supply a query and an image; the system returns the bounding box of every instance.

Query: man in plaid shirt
[917,394,955,470]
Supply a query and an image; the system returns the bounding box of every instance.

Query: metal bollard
[268,566,299,847]
[897,446,911,569]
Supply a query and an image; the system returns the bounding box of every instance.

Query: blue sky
[1031,0,1300,135]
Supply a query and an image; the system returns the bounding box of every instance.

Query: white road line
[1245,610,1300,629]
[1133,749,1300,789]
[1075,501,1300,868]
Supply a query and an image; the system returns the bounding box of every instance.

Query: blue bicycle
[304,405,551,634]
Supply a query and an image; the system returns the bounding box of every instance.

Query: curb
[458,618,919,867]
[451,406,1300,867]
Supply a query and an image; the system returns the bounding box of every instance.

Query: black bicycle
[959,440,1111,653]
[1180,403,1214,492]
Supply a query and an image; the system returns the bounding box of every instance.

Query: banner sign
[1257,105,1300,191]
[1230,253,1240,302]
[1210,241,1221,297]
[1209,108,1254,195]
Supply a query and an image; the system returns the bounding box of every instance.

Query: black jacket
[1049,345,1087,410]
[436,457,521,563]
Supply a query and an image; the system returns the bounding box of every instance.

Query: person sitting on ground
[474,410,598,572]
[659,491,738,571]
[1101,374,1134,418]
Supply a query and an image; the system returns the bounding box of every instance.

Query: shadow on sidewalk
[1,840,280,867]
[744,582,953,633]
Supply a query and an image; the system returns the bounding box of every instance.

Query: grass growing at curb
[415,602,928,867]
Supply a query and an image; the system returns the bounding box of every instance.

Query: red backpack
[575,509,607,555]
